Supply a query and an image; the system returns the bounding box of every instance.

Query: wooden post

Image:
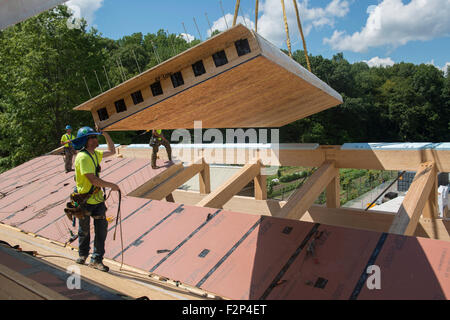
[326,168,340,208]
[389,161,436,236]
[254,174,267,200]
[199,159,211,194]
[422,172,438,218]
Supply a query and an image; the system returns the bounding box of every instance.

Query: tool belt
[64,187,101,221]
[149,136,159,147]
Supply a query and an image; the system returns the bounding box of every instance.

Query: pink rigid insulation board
[150,210,261,286]
[0,160,57,194]
[114,204,218,271]
[104,200,181,259]
[198,216,316,299]
[0,155,46,181]
[357,235,450,300]
[265,224,381,300]
[1,155,450,300]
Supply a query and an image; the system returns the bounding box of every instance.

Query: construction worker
[60,125,76,173]
[71,126,120,272]
[150,129,172,169]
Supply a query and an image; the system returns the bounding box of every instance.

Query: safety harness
[64,149,102,221]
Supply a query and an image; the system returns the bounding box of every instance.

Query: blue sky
[66,0,450,71]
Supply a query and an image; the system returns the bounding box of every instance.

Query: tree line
[1,5,449,173]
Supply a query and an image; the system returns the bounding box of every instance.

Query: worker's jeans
[151,140,172,167]
[78,202,108,262]
[64,147,75,172]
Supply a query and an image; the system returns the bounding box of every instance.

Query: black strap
[80,149,101,196]
[81,149,100,177]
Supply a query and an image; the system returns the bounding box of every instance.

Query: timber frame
[118,143,450,241]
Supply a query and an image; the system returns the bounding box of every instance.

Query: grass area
[267,166,397,205]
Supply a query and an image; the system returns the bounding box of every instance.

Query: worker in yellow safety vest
[149,129,172,169]
[60,125,76,173]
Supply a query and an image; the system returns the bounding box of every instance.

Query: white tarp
[0,0,66,30]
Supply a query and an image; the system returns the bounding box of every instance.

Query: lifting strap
[255,0,259,32]
[280,0,292,57]
[292,0,311,72]
[233,0,241,27]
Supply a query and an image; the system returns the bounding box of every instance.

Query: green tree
[0,5,106,172]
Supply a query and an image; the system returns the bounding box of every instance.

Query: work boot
[89,260,109,272]
[76,256,88,265]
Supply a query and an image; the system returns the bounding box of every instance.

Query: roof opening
[131,90,144,105]
[171,71,184,88]
[150,81,163,96]
[114,99,127,113]
[97,107,109,121]
[192,60,206,77]
[212,50,228,67]
[235,39,251,56]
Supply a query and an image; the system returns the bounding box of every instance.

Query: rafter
[278,161,337,220]
[197,161,261,208]
[127,162,183,197]
[143,159,204,200]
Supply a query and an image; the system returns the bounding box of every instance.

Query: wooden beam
[254,174,267,200]
[116,144,450,172]
[278,161,337,220]
[422,173,438,218]
[127,162,184,197]
[199,160,211,194]
[143,160,204,200]
[197,161,261,208]
[389,161,436,236]
[326,168,340,208]
[305,206,450,242]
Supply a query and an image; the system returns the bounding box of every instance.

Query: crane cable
[280,0,292,58]
[292,0,311,72]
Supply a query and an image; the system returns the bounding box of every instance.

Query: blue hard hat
[65,125,72,130]
[71,126,101,150]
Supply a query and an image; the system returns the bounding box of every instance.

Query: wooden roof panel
[74,24,343,129]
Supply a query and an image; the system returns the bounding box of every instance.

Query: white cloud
[363,56,395,67]
[179,33,195,43]
[65,0,103,25]
[208,13,255,37]
[442,62,450,75]
[324,0,450,53]
[427,60,450,75]
[209,0,350,47]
